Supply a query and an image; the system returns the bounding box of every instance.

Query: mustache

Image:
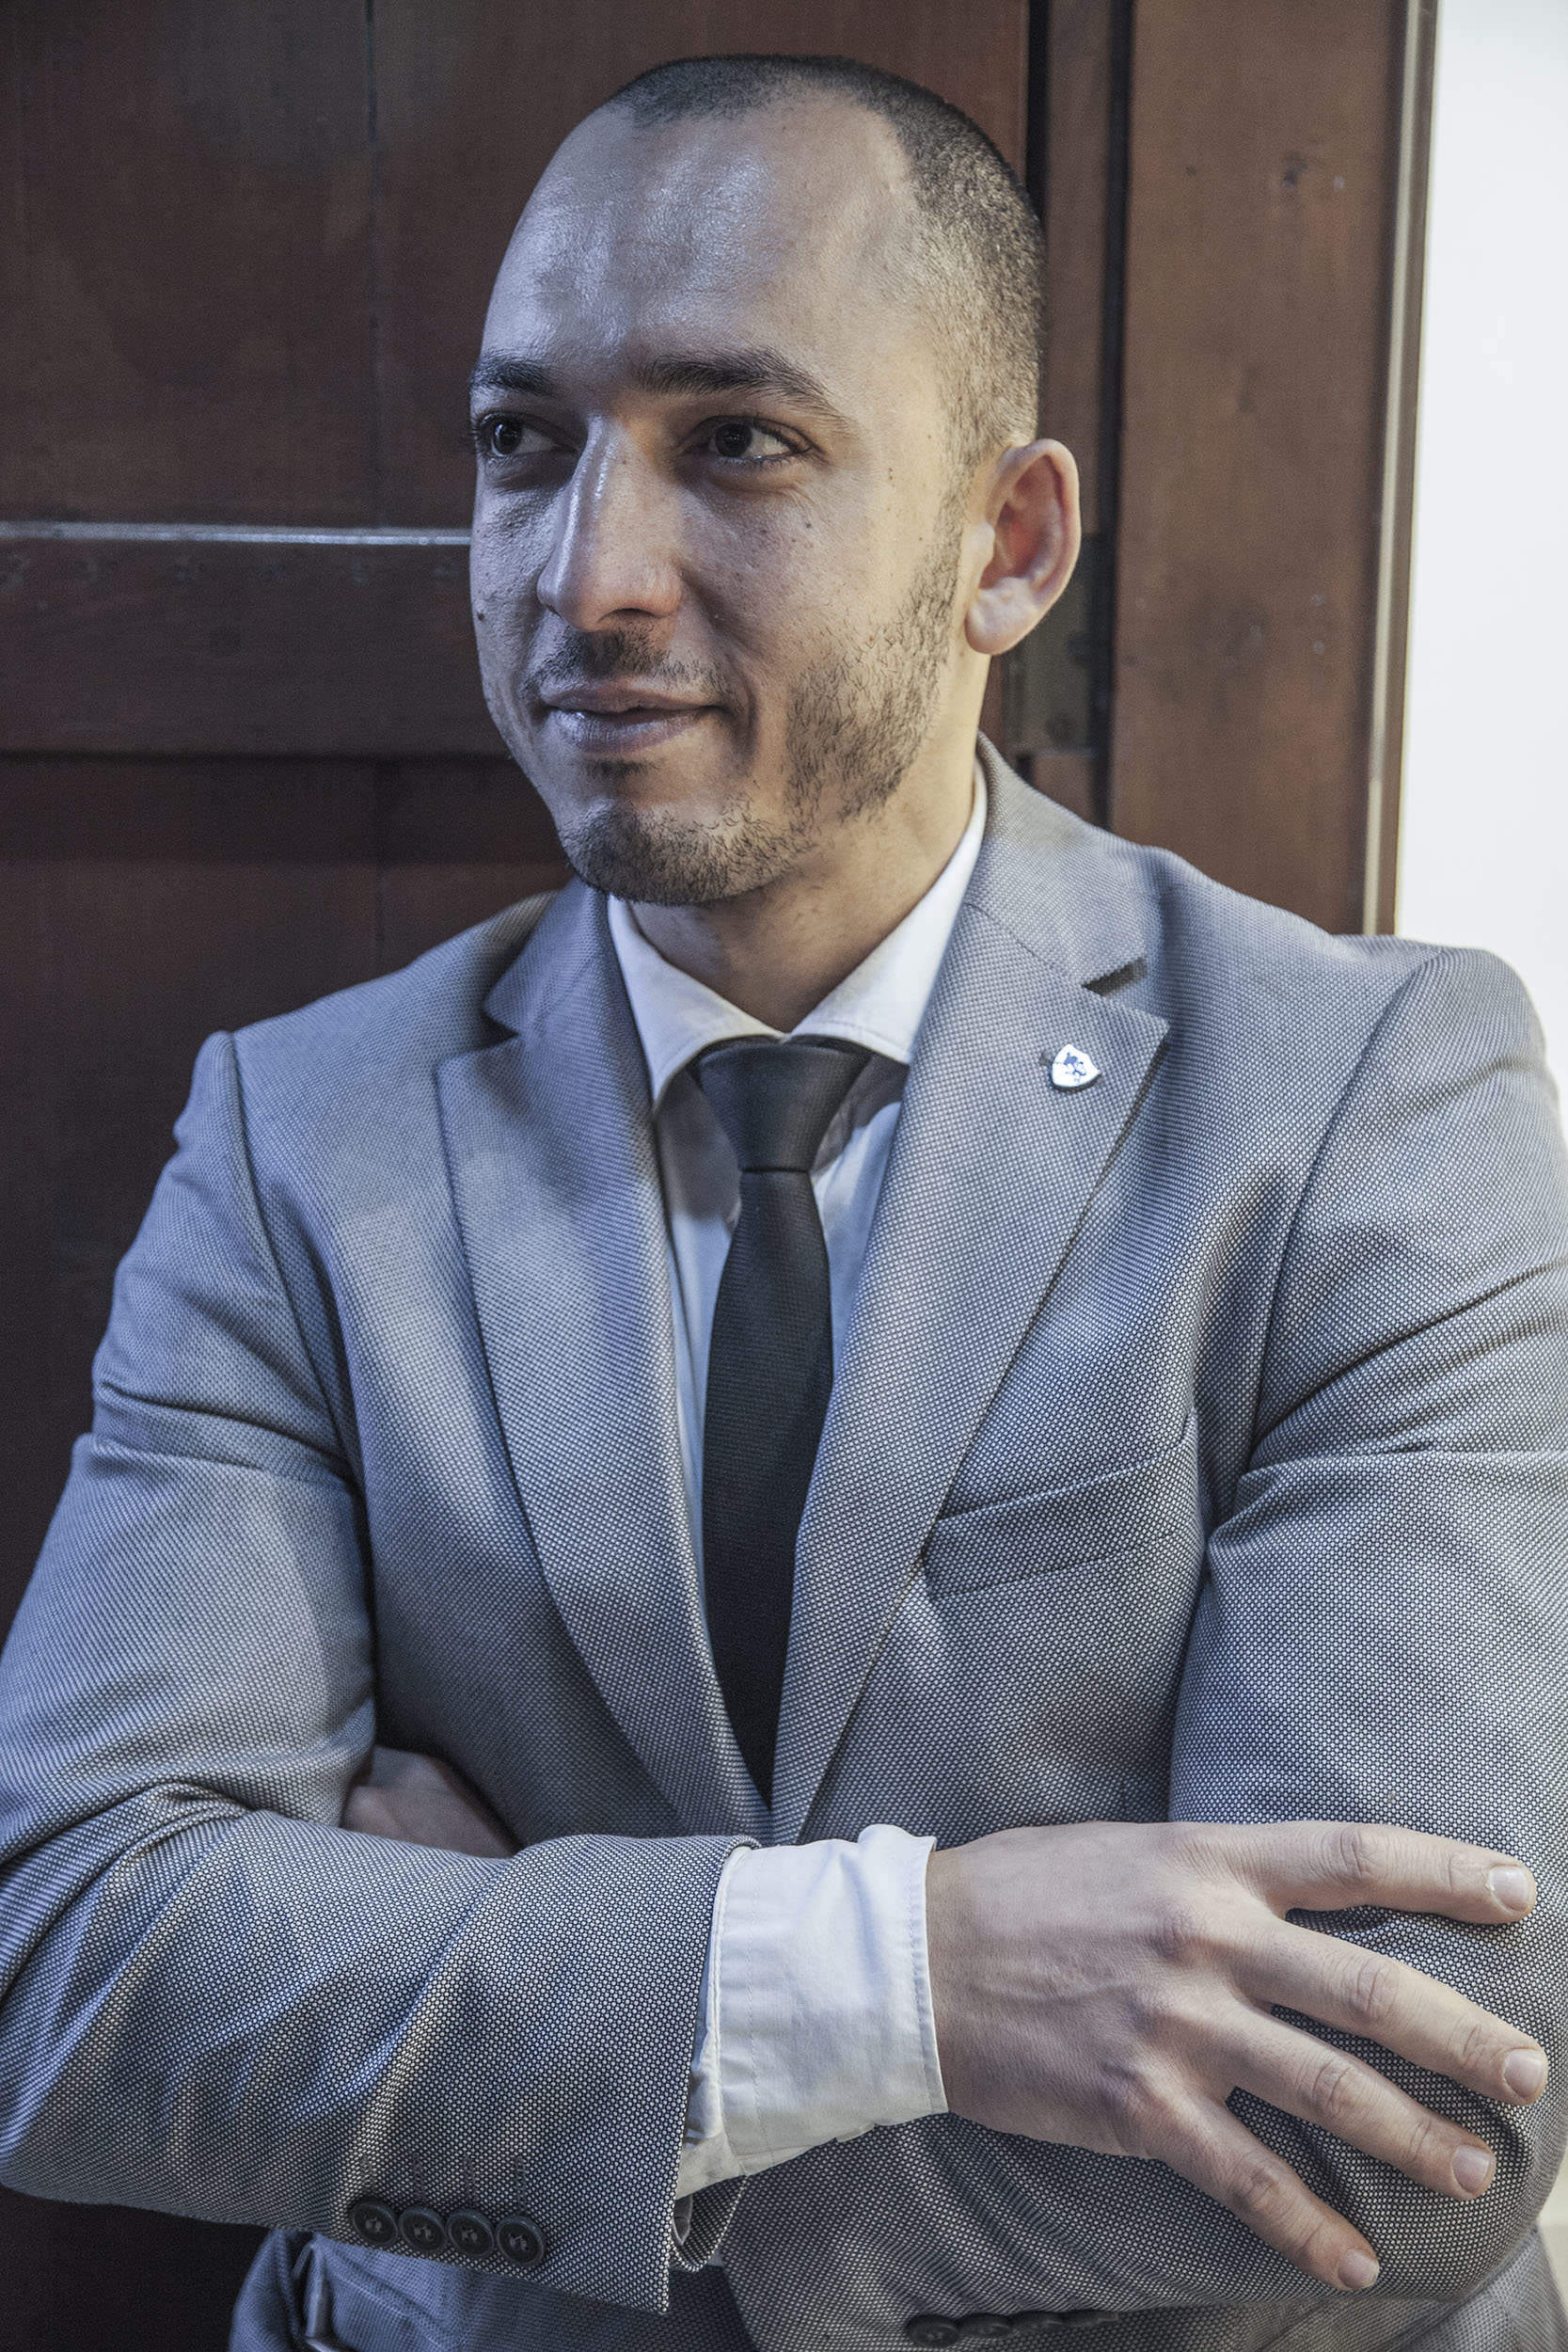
[526,630,738,709]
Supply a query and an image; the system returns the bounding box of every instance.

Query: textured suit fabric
[233,2227,1568,2352]
[1,747,1566,2352]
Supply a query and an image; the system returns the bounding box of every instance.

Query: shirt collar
[608,764,988,1111]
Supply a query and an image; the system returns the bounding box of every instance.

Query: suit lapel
[437,882,768,1840]
[771,758,1171,1840]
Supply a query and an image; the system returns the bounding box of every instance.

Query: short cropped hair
[604,54,1044,475]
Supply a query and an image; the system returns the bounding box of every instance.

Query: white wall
[1397,0,1568,1080]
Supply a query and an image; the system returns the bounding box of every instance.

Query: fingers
[1227,2012,1499,2202]
[1160,2098,1382,2292]
[1240,1922,1548,2108]
[1226,1820,1536,1925]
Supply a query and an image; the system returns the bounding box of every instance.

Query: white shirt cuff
[675,1824,946,2198]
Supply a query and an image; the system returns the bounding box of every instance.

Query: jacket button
[347,2198,398,2246]
[966,2322,1013,2340]
[398,2205,447,2253]
[448,2209,495,2257]
[906,2322,961,2346]
[1060,2319,1109,2332]
[496,2215,546,2269]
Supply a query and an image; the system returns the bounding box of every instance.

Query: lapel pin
[1050,1045,1101,1091]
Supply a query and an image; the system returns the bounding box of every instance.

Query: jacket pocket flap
[926,1416,1199,1595]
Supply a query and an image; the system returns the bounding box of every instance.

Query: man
[1,50,1565,2352]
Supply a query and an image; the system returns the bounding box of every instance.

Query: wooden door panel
[1108,0,1408,932]
[0,761,383,1589]
[1020,0,1128,824]
[0,0,375,523]
[0,525,490,757]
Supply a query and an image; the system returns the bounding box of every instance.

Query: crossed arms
[351,1745,1551,2296]
[0,947,1565,2315]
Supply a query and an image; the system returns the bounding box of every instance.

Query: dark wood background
[0,4,1425,2344]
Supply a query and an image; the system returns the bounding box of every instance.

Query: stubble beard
[551,515,963,909]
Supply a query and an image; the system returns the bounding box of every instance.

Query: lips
[540,685,710,718]
[537,697,715,753]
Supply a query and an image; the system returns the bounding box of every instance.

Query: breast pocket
[925,1414,1200,1597]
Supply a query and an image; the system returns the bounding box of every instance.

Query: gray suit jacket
[3,749,1567,2352]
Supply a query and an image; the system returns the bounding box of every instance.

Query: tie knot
[694,1037,869,1174]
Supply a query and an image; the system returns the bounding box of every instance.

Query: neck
[630,723,980,1032]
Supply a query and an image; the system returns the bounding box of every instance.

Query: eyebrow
[468,355,555,402]
[467,346,848,429]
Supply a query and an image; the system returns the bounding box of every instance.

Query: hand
[926,1820,1547,2293]
[342,1745,518,1858]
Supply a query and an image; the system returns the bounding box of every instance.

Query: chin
[557,796,805,909]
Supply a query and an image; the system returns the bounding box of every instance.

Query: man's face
[468,98,985,906]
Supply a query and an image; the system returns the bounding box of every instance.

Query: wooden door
[1019,0,1433,936]
[0,6,1027,2345]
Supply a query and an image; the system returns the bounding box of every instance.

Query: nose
[534,427,682,632]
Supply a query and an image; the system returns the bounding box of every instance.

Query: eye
[699,418,800,466]
[472,413,555,461]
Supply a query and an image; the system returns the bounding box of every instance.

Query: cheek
[694,507,863,664]
[468,501,551,625]
[720,474,940,643]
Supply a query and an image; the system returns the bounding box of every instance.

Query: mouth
[536,683,720,754]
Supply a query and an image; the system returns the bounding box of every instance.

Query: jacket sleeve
[732,947,1568,2324]
[0,1031,743,2312]
[1169,945,1568,2297]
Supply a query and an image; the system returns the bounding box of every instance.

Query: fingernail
[1451,2145,1494,2195]
[1338,2250,1380,2292]
[1489,1867,1536,1913]
[1503,2048,1548,2100]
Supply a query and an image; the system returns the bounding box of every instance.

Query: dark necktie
[694,1036,871,1802]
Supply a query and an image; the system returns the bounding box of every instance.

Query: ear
[965,439,1082,658]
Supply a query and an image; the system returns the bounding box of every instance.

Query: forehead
[483,99,935,402]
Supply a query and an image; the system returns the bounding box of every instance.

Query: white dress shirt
[605,770,987,2200]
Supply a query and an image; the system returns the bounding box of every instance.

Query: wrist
[924,1843,974,2115]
